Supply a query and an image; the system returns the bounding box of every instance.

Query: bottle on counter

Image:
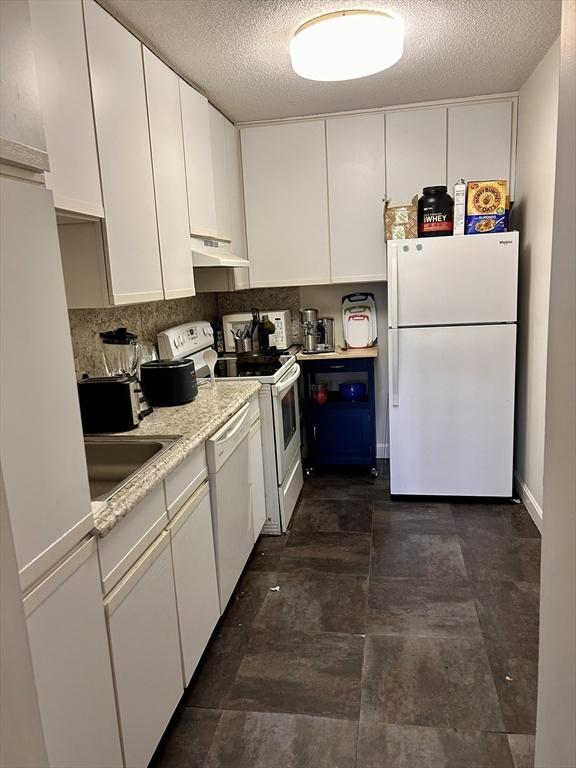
[257,315,276,351]
[418,186,454,237]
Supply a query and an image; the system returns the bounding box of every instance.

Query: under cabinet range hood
[190,235,249,268]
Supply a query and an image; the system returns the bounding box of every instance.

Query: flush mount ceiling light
[290,10,404,82]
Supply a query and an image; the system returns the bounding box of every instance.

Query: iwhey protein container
[418,186,454,237]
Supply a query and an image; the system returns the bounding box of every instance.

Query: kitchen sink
[84,436,180,502]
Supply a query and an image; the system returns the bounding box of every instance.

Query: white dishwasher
[206,403,253,612]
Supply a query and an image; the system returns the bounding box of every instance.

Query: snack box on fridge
[384,195,418,240]
[465,180,508,235]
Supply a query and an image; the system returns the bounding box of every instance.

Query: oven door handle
[272,364,301,396]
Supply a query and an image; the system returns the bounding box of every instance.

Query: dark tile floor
[151,461,540,768]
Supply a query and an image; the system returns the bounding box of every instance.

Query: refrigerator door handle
[390,328,399,407]
[389,244,399,330]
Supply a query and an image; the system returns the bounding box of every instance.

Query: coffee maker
[317,317,335,352]
[299,310,336,354]
[300,308,319,352]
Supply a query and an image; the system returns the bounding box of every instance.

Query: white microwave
[222,310,292,352]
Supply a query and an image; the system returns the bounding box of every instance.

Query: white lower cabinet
[250,418,267,542]
[104,532,183,768]
[24,538,123,768]
[168,482,220,684]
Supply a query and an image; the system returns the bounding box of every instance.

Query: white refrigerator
[387,231,518,496]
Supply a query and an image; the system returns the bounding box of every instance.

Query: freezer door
[389,324,516,496]
[388,232,518,327]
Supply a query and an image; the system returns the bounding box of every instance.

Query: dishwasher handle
[207,403,250,473]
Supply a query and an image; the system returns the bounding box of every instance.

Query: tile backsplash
[68,283,388,376]
[69,294,218,376]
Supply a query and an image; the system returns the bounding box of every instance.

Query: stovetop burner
[215,355,284,379]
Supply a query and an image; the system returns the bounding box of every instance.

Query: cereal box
[384,195,418,240]
[465,180,508,235]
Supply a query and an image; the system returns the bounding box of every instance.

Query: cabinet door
[310,408,373,462]
[105,532,183,768]
[241,120,330,287]
[447,101,513,193]
[250,419,267,541]
[327,114,386,282]
[385,107,447,202]
[0,180,93,588]
[169,483,220,684]
[143,48,195,299]
[179,80,218,238]
[225,118,250,289]
[29,0,103,217]
[84,0,163,305]
[209,105,232,241]
[24,539,123,768]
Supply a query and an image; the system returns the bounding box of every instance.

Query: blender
[99,328,153,417]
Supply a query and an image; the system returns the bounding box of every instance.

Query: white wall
[535,1,576,765]
[511,39,560,528]
[300,282,388,457]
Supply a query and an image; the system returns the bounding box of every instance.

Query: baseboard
[377,443,389,459]
[514,471,543,533]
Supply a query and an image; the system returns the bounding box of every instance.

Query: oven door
[271,363,302,483]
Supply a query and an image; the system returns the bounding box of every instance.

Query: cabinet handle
[329,365,345,369]
[313,426,317,441]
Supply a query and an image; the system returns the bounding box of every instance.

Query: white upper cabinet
[447,101,513,193]
[209,105,232,241]
[84,0,163,305]
[29,0,103,216]
[385,107,447,202]
[143,48,195,299]
[179,80,218,238]
[326,114,387,283]
[241,120,330,287]
[225,120,247,262]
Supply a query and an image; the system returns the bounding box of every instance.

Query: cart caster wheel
[305,467,314,478]
[370,467,379,478]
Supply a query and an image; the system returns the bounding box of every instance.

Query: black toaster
[77,375,141,433]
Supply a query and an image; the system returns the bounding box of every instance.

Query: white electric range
[157,321,303,534]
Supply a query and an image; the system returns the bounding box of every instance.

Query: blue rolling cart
[301,355,377,475]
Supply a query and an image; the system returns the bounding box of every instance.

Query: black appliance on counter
[140,358,198,406]
[77,375,141,433]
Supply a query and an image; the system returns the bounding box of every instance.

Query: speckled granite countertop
[93,380,261,536]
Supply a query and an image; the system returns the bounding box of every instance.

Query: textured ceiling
[97,0,561,123]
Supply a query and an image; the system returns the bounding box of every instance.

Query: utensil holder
[234,337,253,353]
